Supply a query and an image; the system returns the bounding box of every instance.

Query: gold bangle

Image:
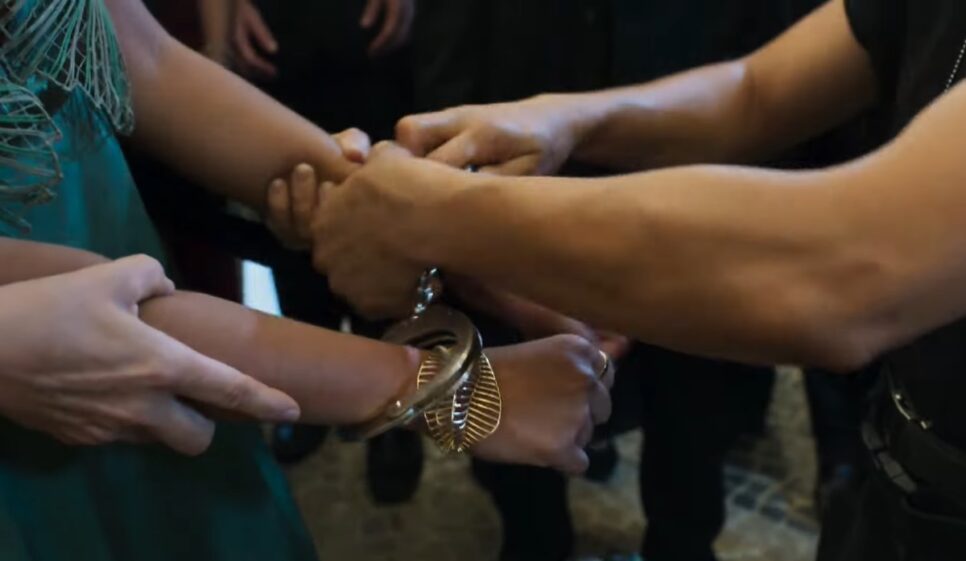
[422,352,502,453]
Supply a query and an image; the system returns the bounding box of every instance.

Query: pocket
[896,493,966,560]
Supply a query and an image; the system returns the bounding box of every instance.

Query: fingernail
[296,164,313,179]
[279,407,301,422]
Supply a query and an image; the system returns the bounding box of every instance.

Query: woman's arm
[0,239,612,473]
[105,0,356,210]
[0,238,415,425]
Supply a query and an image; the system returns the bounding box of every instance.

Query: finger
[589,378,613,425]
[318,180,337,200]
[593,349,616,390]
[333,128,372,163]
[575,417,595,449]
[560,447,590,476]
[234,23,277,77]
[396,0,416,47]
[599,335,632,360]
[426,133,479,169]
[246,4,278,54]
[395,112,462,156]
[266,179,300,246]
[369,140,412,161]
[479,154,542,177]
[147,397,217,456]
[107,254,176,305]
[168,341,301,423]
[382,0,414,53]
[360,0,382,28]
[290,164,318,241]
[368,0,400,56]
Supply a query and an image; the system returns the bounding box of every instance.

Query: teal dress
[0,2,318,560]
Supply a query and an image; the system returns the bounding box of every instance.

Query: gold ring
[596,350,611,381]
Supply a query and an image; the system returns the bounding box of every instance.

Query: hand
[0,256,300,455]
[395,94,589,176]
[451,277,632,359]
[232,0,278,78]
[473,335,614,475]
[596,330,632,360]
[312,142,468,319]
[361,0,416,57]
[265,128,371,250]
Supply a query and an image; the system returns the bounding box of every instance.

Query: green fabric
[0,1,319,559]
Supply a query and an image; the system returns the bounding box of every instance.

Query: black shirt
[847,0,966,137]
[847,0,966,447]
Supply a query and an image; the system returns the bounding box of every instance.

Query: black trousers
[472,344,775,561]
[818,464,966,561]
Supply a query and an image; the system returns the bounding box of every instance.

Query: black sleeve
[844,0,904,97]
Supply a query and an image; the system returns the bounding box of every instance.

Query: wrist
[353,345,424,424]
[387,165,486,269]
[534,92,608,161]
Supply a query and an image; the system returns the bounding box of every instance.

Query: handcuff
[339,268,501,451]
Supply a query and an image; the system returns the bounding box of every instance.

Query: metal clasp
[892,390,934,431]
[413,268,443,317]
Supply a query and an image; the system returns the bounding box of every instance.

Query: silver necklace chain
[944,35,966,92]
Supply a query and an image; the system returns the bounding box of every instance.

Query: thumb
[104,255,176,309]
[333,128,372,163]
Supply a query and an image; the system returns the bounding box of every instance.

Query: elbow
[762,271,897,374]
[796,329,880,374]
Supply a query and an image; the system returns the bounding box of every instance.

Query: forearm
[141,293,417,425]
[109,0,354,209]
[400,166,882,370]
[560,63,760,169]
[565,1,875,170]
[0,239,415,423]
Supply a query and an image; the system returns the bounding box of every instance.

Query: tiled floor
[285,368,819,561]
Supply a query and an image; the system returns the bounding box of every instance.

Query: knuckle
[221,380,252,411]
[395,116,417,138]
[556,333,594,359]
[143,357,179,388]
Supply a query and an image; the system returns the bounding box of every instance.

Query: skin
[108,0,356,210]
[0,238,613,473]
[267,162,631,357]
[197,0,415,75]
[0,0,615,471]
[309,0,966,372]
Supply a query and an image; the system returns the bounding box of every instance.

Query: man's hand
[264,128,371,250]
[396,94,591,176]
[232,0,278,78]
[474,335,615,475]
[312,142,468,319]
[451,278,632,358]
[361,0,416,58]
[0,256,300,455]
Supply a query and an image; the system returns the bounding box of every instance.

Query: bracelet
[423,352,502,453]
[339,267,502,452]
[338,305,482,441]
